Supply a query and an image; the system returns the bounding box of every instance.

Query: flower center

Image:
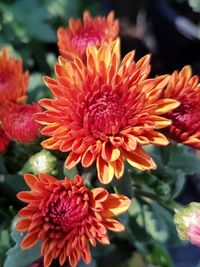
[45,191,89,232]
[86,92,127,137]
[168,96,200,134]
[71,29,102,52]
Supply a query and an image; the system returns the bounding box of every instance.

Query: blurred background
[0,0,200,266]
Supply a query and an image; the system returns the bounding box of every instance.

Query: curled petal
[122,147,156,171]
[65,152,81,169]
[101,141,121,162]
[96,155,114,184]
[101,194,131,217]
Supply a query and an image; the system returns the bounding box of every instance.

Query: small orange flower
[0,127,9,154]
[1,103,41,143]
[164,66,200,148]
[57,11,119,62]
[16,173,130,267]
[35,40,179,183]
[0,48,28,105]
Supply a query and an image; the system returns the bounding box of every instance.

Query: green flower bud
[22,149,57,175]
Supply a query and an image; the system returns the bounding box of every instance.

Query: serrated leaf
[4,231,41,267]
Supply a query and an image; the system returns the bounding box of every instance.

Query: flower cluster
[11,10,200,267]
[0,48,41,149]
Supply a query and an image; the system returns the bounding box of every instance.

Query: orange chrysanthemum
[164,66,200,148]
[0,48,28,105]
[1,103,41,143]
[0,127,9,154]
[35,40,179,183]
[16,173,130,267]
[57,11,119,62]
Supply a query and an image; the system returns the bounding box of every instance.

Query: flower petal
[96,156,115,184]
[154,99,180,115]
[101,141,121,162]
[122,147,156,171]
[21,232,39,249]
[103,218,125,232]
[65,151,81,169]
[101,194,131,217]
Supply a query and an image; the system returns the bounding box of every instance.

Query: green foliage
[4,231,41,267]
[63,165,79,179]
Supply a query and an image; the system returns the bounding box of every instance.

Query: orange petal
[21,232,39,249]
[69,249,81,267]
[44,251,54,267]
[96,233,110,245]
[149,115,172,129]
[122,147,156,171]
[16,218,32,231]
[96,155,114,184]
[60,139,74,152]
[65,152,81,169]
[144,131,169,146]
[17,192,37,203]
[81,242,92,264]
[81,146,96,168]
[113,155,124,179]
[103,218,125,232]
[91,188,108,202]
[101,141,121,162]
[41,137,62,150]
[24,173,39,190]
[154,99,180,115]
[101,194,131,217]
[39,173,57,184]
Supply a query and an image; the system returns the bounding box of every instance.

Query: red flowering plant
[2,4,200,267]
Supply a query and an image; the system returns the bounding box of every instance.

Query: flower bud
[22,149,57,175]
[174,202,200,246]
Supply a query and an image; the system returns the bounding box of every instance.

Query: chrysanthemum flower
[174,202,200,247]
[57,11,119,62]
[35,40,179,183]
[16,173,130,267]
[1,103,41,143]
[163,66,200,148]
[0,127,9,154]
[0,48,28,105]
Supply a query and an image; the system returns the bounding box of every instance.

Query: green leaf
[112,169,133,198]
[63,165,78,180]
[189,0,200,12]
[28,72,51,102]
[167,144,200,175]
[78,259,97,267]
[4,231,41,267]
[6,0,56,42]
[0,156,8,175]
[0,174,28,201]
[149,243,174,267]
